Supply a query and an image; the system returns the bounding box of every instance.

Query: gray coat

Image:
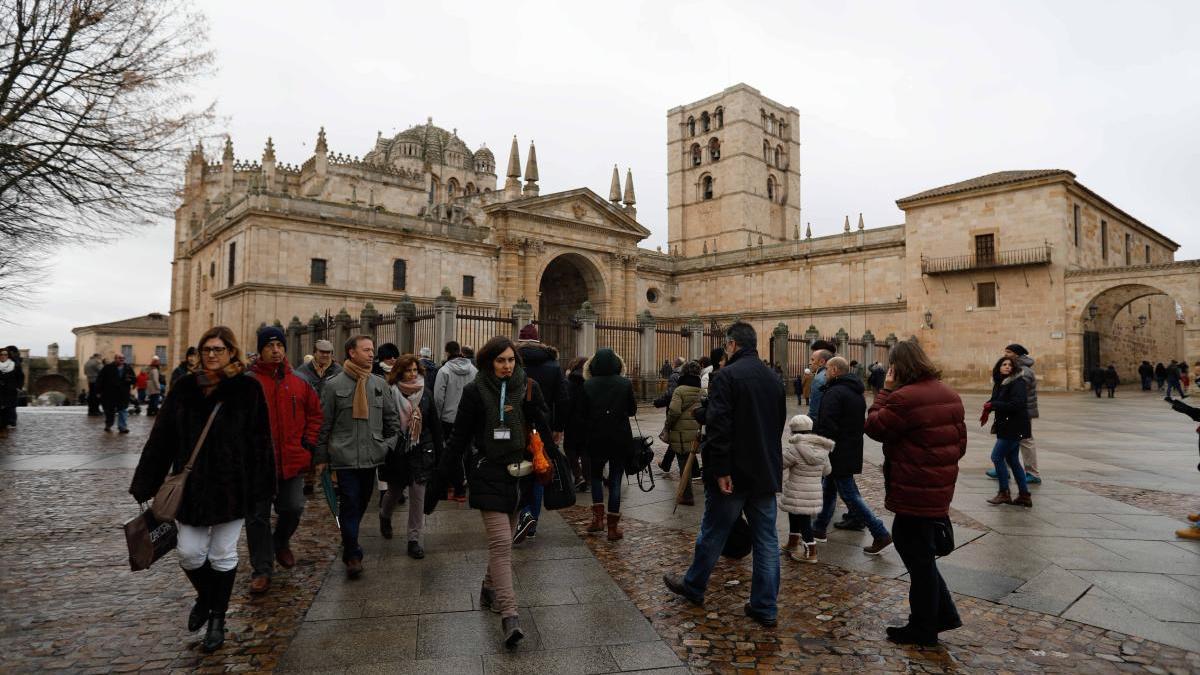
[434,357,477,423]
[296,360,343,398]
[1016,354,1039,419]
[315,370,400,469]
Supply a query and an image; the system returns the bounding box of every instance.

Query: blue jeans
[682,491,780,620]
[990,437,1028,493]
[814,476,889,539]
[336,468,376,562]
[521,483,544,521]
[104,404,128,430]
[591,455,624,513]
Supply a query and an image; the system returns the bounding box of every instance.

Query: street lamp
[923,310,934,329]
[1087,304,1099,320]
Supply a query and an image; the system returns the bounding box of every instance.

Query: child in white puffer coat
[780,414,833,563]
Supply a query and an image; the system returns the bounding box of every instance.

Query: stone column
[46,343,59,374]
[862,330,876,366]
[359,302,380,345]
[685,314,705,361]
[511,297,533,342]
[576,301,597,359]
[835,327,849,357]
[286,317,303,367]
[885,333,899,366]
[307,314,324,357]
[771,322,790,371]
[637,310,657,399]
[433,287,457,362]
[804,325,820,365]
[333,308,352,356]
[395,296,416,355]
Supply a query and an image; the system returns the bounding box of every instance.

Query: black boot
[502,615,525,649]
[183,563,211,632]
[203,569,236,653]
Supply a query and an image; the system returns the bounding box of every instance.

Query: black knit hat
[377,342,400,360]
[257,326,286,353]
[1005,343,1029,357]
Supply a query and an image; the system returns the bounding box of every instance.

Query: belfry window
[702,175,714,200]
[691,143,702,166]
[767,176,775,201]
[701,112,710,132]
[708,137,720,161]
[714,107,724,128]
[687,116,695,137]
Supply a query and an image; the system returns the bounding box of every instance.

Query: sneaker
[527,522,538,540]
[1025,472,1042,485]
[985,468,998,479]
[812,529,828,543]
[863,534,893,556]
[346,558,363,579]
[513,511,536,545]
[834,518,866,531]
[118,428,130,434]
[407,541,425,559]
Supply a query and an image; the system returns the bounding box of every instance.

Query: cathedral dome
[386,119,474,167]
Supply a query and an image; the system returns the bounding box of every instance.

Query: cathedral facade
[168,83,1197,390]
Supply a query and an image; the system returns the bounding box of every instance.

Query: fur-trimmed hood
[583,349,625,379]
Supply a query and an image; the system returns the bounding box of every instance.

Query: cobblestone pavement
[0,409,340,673]
[562,505,1200,674]
[1062,480,1199,520]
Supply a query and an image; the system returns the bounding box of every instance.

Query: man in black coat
[1138,361,1154,391]
[664,322,786,628]
[1089,365,1107,398]
[812,357,893,555]
[514,324,568,542]
[97,353,137,433]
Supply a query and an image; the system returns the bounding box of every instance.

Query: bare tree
[0,0,213,309]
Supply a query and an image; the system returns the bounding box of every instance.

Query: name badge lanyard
[494,379,512,440]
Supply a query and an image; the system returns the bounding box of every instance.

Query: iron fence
[458,307,514,352]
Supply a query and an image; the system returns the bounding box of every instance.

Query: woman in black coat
[579,348,636,541]
[440,336,553,650]
[1104,365,1120,398]
[562,356,589,491]
[984,356,1031,507]
[129,326,275,653]
[0,347,24,429]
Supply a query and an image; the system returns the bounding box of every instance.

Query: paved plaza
[0,388,1197,673]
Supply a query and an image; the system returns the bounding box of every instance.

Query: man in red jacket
[246,326,324,594]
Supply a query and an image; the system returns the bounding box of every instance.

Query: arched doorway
[1077,283,1183,388]
[536,253,607,357]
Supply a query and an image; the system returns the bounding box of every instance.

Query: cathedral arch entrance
[535,253,607,356]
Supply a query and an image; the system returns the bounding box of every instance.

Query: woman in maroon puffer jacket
[864,339,966,648]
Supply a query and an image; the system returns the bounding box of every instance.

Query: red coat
[250,360,323,480]
[864,378,966,518]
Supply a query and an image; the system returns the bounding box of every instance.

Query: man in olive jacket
[314,335,399,578]
[664,322,786,628]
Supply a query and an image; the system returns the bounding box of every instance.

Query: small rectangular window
[1124,233,1131,266]
[974,234,995,265]
[310,258,327,285]
[462,275,475,298]
[121,344,134,363]
[1073,204,1080,246]
[1145,244,1151,264]
[227,242,237,286]
[977,282,997,308]
[1101,220,1108,260]
[155,346,167,363]
[392,259,407,291]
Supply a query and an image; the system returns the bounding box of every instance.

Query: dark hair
[567,356,587,374]
[461,346,474,359]
[724,321,757,350]
[388,354,423,385]
[445,340,461,357]
[185,346,197,357]
[890,338,941,386]
[698,355,710,368]
[344,334,373,359]
[476,336,521,371]
[197,326,243,364]
[708,347,725,371]
[681,360,702,378]
[992,356,1019,380]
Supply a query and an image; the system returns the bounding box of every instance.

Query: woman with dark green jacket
[665,361,703,505]
[580,348,637,540]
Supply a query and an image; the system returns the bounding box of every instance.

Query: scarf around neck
[341,359,372,420]
[196,361,246,396]
[395,378,424,441]
[0,360,13,374]
[475,365,527,461]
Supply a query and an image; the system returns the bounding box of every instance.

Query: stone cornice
[1064,259,1200,278]
[211,282,503,310]
[660,300,907,325]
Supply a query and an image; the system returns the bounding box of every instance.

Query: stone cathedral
[169,83,1197,390]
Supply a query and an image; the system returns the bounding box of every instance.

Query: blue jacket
[808,367,828,417]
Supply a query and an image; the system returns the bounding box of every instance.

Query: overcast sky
[11,0,1199,356]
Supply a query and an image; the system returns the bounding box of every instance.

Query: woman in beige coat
[665,361,703,505]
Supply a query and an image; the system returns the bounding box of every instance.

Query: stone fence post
[685,315,705,361]
[835,327,849,357]
[885,333,899,366]
[286,316,303,367]
[576,301,597,359]
[307,314,323,357]
[333,308,352,356]
[637,310,657,399]
[511,297,533,342]
[433,287,457,360]
[772,322,790,372]
[359,302,380,345]
[395,296,416,355]
[862,329,876,366]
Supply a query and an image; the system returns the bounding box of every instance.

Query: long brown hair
[889,338,940,387]
[388,354,423,386]
[196,326,243,364]
[476,336,522,371]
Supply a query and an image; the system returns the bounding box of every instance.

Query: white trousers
[177,519,244,572]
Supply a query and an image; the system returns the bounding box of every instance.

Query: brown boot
[586,503,605,532]
[606,513,624,541]
[1012,492,1033,508]
[781,534,801,556]
[986,489,1011,505]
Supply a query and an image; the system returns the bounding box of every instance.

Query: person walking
[170,347,198,389]
[129,326,275,652]
[1165,360,1187,400]
[1181,361,1191,394]
[84,352,104,416]
[655,357,686,474]
[1155,362,1167,391]
[97,352,137,433]
[864,338,966,647]
[1138,360,1154,391]
[807,339,837,417]
[314,335,400,579]
[439,336,555,649]
[514,324,568,542]
[563,356,590,491]
[295,339,343,397]
[663,322,787,628]
[245,327,323,594]
[135,368,149,410]
[811,356,894,554]
[0,347,24,429]
[665,361,703,506]
[982,356,1033,507]
[379,354,444,559]
[434,341,477,502]
[146,356,164,416]
[986,344,1042,484]
[1104,365,1120,398]
[1089,364,1107,398]
[780,414,833,563]
[578,348,637,540]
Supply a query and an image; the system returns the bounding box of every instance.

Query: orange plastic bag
[529,429,552,485]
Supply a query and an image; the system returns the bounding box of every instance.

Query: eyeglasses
[200,346,228,355]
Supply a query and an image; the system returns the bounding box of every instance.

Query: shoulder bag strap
[184,402,222,471]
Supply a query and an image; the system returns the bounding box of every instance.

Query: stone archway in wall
[1071,283,1184,389]
[536,253,608,356]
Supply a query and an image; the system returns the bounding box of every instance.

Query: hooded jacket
[518,340,567,432]
[249,359,324,480]
[779,431,833,515]
[665,375,703,455]
[434,356,478,423]
[989,373,1030,440]
[581,349,636,461]
[1015,354,1039,419]
[813,375,867,476]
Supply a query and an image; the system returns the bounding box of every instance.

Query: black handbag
[542,448,577,511]
[123,505,178,571]
[932,517,955,557]
[625,415,655,476]
[721,513,752,559]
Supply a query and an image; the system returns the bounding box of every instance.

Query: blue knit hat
[257,326,286,353]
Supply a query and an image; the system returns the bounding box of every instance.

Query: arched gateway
[535,253,607,357]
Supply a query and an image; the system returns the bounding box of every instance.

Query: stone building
[167,83,1198,390]
[72,313,170,386]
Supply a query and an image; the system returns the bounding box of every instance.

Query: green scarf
[475,364,527,462]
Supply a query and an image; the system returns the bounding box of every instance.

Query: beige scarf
[341,359,372,420]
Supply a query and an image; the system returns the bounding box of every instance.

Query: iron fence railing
[921,244,1051,275]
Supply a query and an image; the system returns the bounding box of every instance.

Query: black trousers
[891,514,960,637]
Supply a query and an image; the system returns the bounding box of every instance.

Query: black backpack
[624,416,656,492]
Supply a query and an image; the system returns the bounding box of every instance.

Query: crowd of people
[112,317,1200,654]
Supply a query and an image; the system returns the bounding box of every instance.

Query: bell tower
[666,83,801,257]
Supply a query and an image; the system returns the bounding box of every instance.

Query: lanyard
[499,379,507,423]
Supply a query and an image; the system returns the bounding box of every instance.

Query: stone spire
[622,168,636,206]
[222,136,234,162]
[506,135,521,179]
[858,213,865,230]
[261,137,276,189]
[843,215,850,232]
[805,222,812,239]
[263,137,276,163]
[609,165,621,203]
[315,126,327,155]
[523,141,539,197]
